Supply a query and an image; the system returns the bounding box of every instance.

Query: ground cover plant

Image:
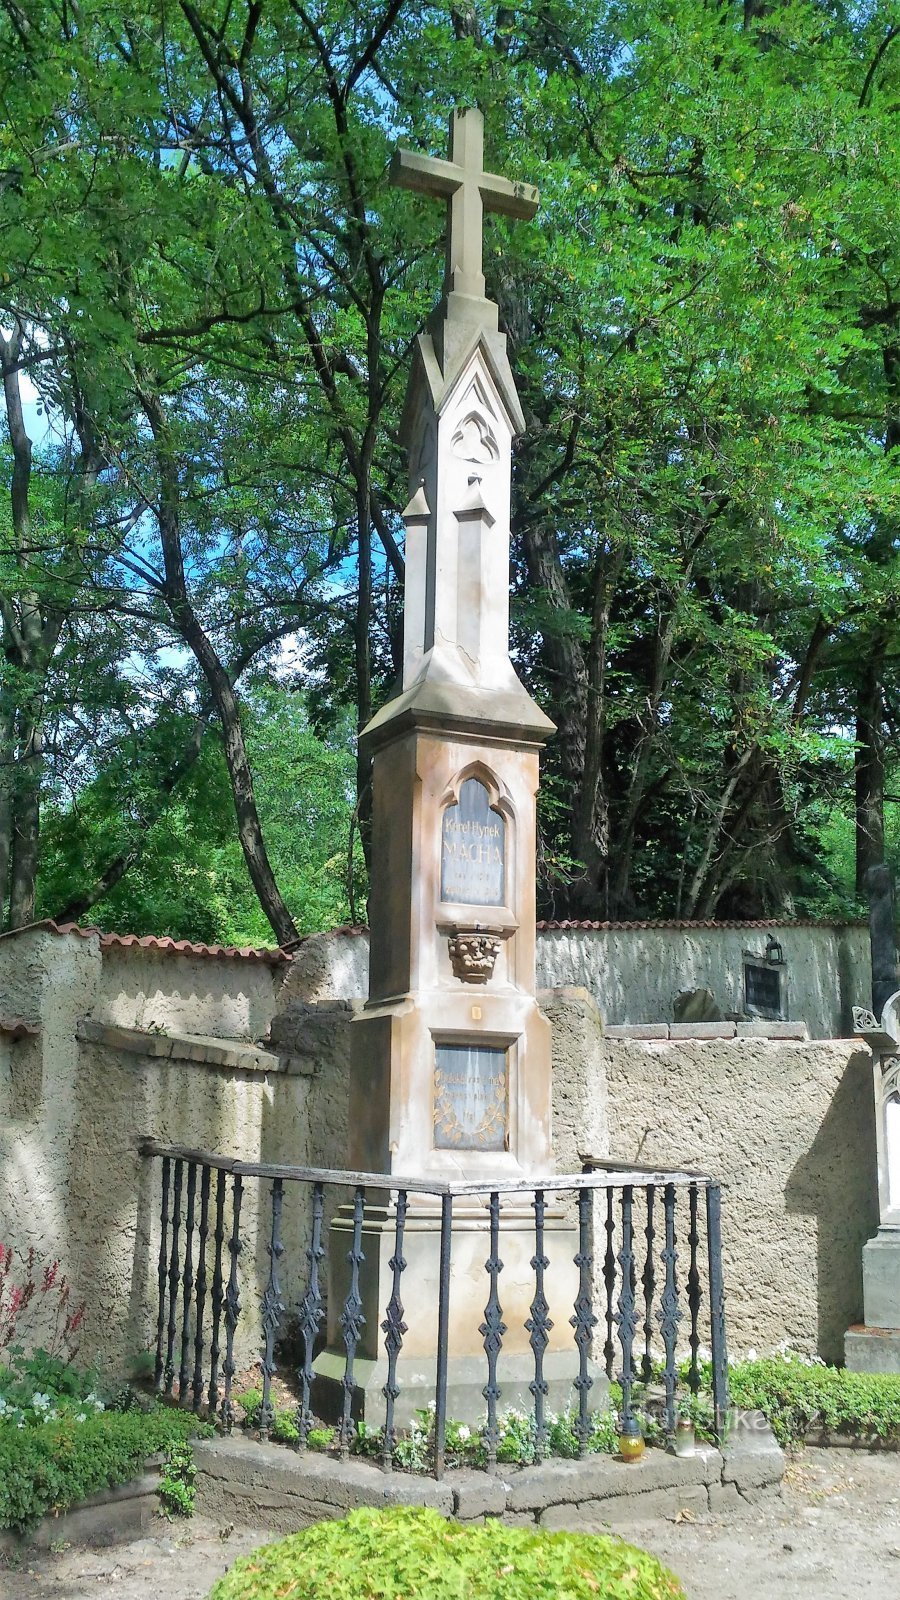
[233,1389,624,1468]
[727,1352,900,1448]
[207,1504,685,1600]
[0,1346,212,1534]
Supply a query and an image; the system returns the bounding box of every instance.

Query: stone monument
[315,108,583,1420]
[846,990,900,1372]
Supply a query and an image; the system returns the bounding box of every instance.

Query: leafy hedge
[728,1356,900,1447]
[207,1505,685,1600]
[0,1406,211,1534]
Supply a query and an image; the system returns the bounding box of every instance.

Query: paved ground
[1,1448,898,1600]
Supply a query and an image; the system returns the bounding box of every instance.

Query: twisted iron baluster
[614,1185,638,1425]
[687,1182,701,1394]
[220,1174,243,1434]
[207,1171,227,1417]
[296,1182,326,1450]
[164,1159,183,1396]
[381,1190,408,1472]
[339,1186,366,1458]
[656,1183,682,1438]
[642,1185,656,1384]
[178,1162,197,1405]
[480,1191,506,1472]
[603,1188,616,1379]
[706,1183,730,1442]
[192,1165,211,1412]
[153,1156,171,1393]
[258,1178,285,1440]
[526,1189,552,1461]
[570,1187,597,1455]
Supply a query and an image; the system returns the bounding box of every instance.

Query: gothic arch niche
[440,771,508,909]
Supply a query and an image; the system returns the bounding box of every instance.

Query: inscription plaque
[433,1043,508,1151]
[441,778,505,906]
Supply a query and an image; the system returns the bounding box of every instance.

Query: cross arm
[391,149,459,199]
[391,147,539,221]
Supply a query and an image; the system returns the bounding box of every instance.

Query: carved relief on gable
[451,411,499,463]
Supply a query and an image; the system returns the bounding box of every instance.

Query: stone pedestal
[315,1199,585,1426]
[845,1227,900,1373]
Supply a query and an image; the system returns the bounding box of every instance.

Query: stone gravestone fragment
[441,778,505,906]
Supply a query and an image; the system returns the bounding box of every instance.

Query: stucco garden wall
[0,928,338,1374]
[285,923,870,1039]
[0,927,881,1377]
[603,1034,878,1362]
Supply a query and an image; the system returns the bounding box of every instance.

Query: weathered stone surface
[75,1019,302,1075]
[735,1021,808,1040]
[669,1022,737,1040]
[505,1448,717,1513]
[605,1037,877,1364]
[845,1325,900,1374]
[449,1470,510,1520]
[194,1438,455,1533]
[674,989,723,1025]
[722,1412,784,1490]
[604,1024,669,1041]
[540,987,609,1172]
[707,1480,742,1513]
[540,1485,710,1532]
[0,1470,160,1555]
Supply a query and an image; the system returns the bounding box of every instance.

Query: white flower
[746,1349,758,1362]
[75,1413,87,1423]
[457,1425,470,1442]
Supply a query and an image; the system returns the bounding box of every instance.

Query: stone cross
[391,108,539,302]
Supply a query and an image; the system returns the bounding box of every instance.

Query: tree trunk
[142,386,301,948]
[865,863,899,1019]
[7,720,41,928]
[354,491,374,869]
[0,689,14,922]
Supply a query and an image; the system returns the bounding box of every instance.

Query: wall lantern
[765,935,785,966]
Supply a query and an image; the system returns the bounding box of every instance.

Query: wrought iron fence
[140,1141,729,1478]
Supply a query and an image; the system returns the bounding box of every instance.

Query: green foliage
[38,690,364,944]
[3,0,900,931]
[205,1505,685,1600]
[0,1405,211,1534]
[234,1388,262,1429]
[307,1427,336,1453]
[728,1354,900,1448]
[158,1440,198,1519]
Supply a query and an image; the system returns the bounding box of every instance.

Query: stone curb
[193,1428,782,1534]
[0,1467,161,1555]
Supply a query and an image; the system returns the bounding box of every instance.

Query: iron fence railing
[140,1141,729,1478]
